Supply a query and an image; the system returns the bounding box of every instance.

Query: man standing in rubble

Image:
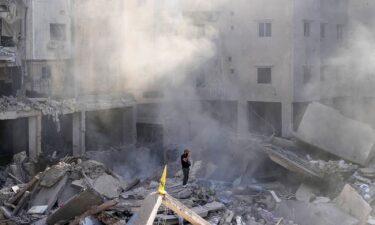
[181,149,191,187]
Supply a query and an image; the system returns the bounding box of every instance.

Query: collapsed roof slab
[295,102,375,166]
[0,95,136,120]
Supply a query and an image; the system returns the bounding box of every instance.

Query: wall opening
[86,109,124,151]
[248,101,282,136]
[136,123,163,146]
[0,118,28,164]
[41,114,73,157]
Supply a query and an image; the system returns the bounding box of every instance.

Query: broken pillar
[73,112,86,156]
[295,102,375,165]
[28,115,42,161]
[281,102,292,137]
[237,99,248,135]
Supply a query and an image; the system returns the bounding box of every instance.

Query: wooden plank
[69,199,118,225]
[13,191,30,215]
[162,193,210,225]
[7,173,40,205]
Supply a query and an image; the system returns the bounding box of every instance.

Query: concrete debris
[79,216,102,225]
[39,163,69,187]
[359,167,375,178]
[335,184,372,225]
[295,102,375,165]
[80,160,107,179]
[27,205,48,214]
[0,96,75,121]
[2,132,375,225]
[274,200,359,225]
[92,174,122,199]
[311,196,331,204]
[295,183,318,202]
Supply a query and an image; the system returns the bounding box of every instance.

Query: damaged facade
[0,0,136,162]
[0,0,375,225]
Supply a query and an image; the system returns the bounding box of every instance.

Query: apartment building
[0,0,25,96]
[0,0,136,161]
[181,0,361,137]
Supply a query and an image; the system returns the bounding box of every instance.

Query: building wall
[72,0,125,96]
[319,0,349,99]
[25,60,74,97]
[292,0,321,102]
[25,0,71,60]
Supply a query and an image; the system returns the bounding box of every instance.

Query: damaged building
[0,0,375,225]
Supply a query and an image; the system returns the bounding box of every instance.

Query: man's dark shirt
[181,153,191,168]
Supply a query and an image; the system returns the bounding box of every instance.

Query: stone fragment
[335,184,372,225]
[295,183,317,202]
[93,174,122,199]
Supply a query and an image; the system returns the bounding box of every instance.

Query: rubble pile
[0,157,129,225]
[2,148,375,225]
[0,96,75,116]
[0,151,301,225]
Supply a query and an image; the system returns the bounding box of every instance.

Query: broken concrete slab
[295,102,375,165]
[335,184,372,225]
[29,175,68,213]
[265,146,323,178]
[72,179,86,189]
[46,188,103,225]
[80,160,107,179]
[93,174,122,199]
[27,205,48,214]
[58,182,81,206]
[203,201,225,211]
[40,164,68,187]
[176,188,192,199]
[274,200,359,225]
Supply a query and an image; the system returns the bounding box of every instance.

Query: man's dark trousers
[183,168,189,185]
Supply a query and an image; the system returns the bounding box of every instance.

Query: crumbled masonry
[1,128,375,225]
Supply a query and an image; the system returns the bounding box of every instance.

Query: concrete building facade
[0,0,137,161]
[180,0,374,137]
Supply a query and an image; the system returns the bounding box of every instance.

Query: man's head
[183,149,190,155]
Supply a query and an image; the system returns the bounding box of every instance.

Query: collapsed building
[0,0,375,225]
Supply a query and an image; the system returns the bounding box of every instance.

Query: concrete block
[46,188,103,225]
[295,183,318,202]
[274,200,359,225]
[92,174,122,199]
[335,184,372,225]
[296,102,375,165]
